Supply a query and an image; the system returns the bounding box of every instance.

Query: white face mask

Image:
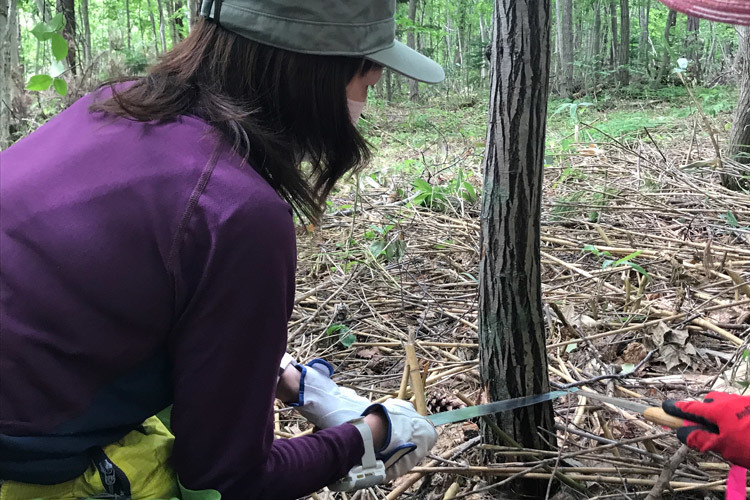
[347,99,366,125]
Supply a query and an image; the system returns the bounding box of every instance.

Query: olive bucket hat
[199,0,445,83]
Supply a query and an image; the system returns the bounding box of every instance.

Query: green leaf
[339,332,357,348]
[48,13,65,32]
[582,244,600,256]
[369,240,386,258]
[30,22,55,41]
[621,363,636,375]
[50,33,68,61]
[611,249,644,267]
[49,59,66,77]
[326,324,348,336]
[626,262,651,280]
[26,74,53,91]
[413,178,433,193]
[53,78,67,96]
[721,211,739,228]
[565,343,578,353]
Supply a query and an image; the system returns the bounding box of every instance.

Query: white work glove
[365,398,438,482]
[291,359,371,429]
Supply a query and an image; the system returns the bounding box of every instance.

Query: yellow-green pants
[0,416,211,500]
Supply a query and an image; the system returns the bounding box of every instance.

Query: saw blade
[427,388,577,426]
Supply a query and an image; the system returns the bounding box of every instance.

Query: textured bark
[188,0,199,32]
[0,0,11,148]
[155,0,167,52]
[480,0,554,496]
[592,1,602,76]
[609,1,618,70]
[639,0,650,68]
[407,0,419,102]
[726,26,750,190]
[173,0,184,43]
[56,0,76,73]
[685,16,702,84]
[655,9,677,85]
[80,0,91,65]
[126,0,131,49]
[145,0,160,54]
[618,0,629,86]
[559,0,574,97]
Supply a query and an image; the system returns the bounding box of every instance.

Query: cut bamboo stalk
[405,340,428,415]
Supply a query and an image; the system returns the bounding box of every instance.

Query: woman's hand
[283,359,371,428]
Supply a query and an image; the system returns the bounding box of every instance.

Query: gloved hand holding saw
[283,357,437,490]
[663,391,750,468]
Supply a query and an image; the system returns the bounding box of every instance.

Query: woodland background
[1,0,750,498]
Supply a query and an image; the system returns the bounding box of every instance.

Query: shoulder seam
[166,148,220,281]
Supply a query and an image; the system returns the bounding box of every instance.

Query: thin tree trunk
[56,0,76,73]
[479,14,488,80]
[480,0,555,496]
[560,0,574,97]
[726,26,750,190]
[173,0,184,42]
[655,9,677,85]
[126,0,132,50]
[145,0,160,54]
[609,1,618,72]
[188,0,199,31]
[639,0,650,68]
[554,0,562,87]
[618,0,630,86]
[80,0,92,66]
[0,0,12,148]
[686,16,702,84]
[155,0,167,52]
[407,0,419,102]
[593,1,602,79]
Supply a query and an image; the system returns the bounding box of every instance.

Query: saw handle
[644,407,684,429]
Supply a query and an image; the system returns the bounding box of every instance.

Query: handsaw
[427,389,577,426]
[576,390,686,429]
[425,388,686,430]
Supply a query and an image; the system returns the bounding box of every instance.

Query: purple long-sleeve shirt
[0,90,364,498]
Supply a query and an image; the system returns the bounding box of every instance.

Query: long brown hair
[92,18,374,223]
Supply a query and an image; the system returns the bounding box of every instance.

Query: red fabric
[672,392,750,468]
[658,0,750,25]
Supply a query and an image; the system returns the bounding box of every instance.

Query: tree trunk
[126,0,132,50]
[56,0,76,73]
[0,0,11,148]
[686,16,702,84]
[80,0,92,66]
[480,0,555,497]
[655,9,677,85]
[145,0,160,54]
[155,0,167,52]
[618,0,630,86]
[609,1,618,72]
[188,0,199,31]
[639,0,650,69]
[173,0,184,42]
[407,0,419,102]
[559,0,574,97]
[592,1,602,77]
[725,26,750,190]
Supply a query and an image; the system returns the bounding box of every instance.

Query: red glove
[663,392,750,468]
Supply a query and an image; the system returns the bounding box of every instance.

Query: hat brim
[366,41,445,84]
[658,0,750,25]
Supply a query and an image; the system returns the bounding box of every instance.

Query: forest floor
[282,88,750,500]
